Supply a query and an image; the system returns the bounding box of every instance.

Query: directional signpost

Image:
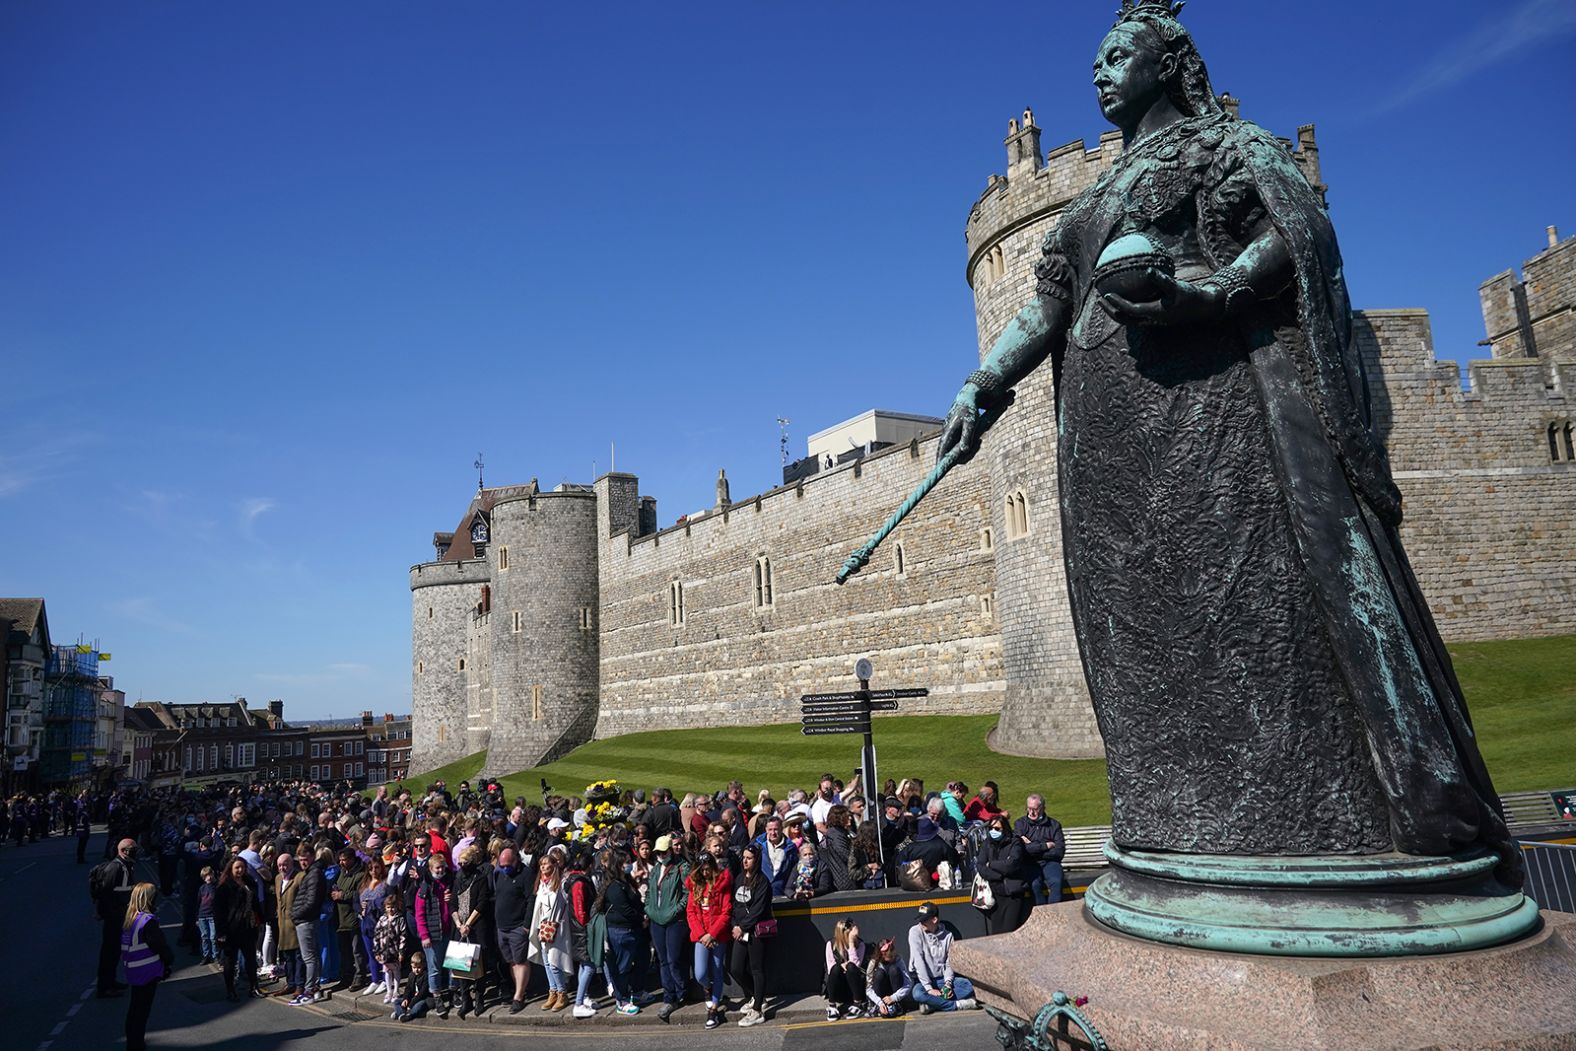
[800,661,930,882]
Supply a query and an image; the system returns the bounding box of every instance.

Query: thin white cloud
[0,431,99,498]
[240,497,277,539]
[1373,0,1576,114]
[107,596,195,635]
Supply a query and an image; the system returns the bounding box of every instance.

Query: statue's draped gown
[1039,111,1516,875]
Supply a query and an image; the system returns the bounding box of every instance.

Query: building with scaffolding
[41,645,100,787]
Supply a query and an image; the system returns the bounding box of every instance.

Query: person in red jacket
[686,853,733,1029]
[963,781,1007,825]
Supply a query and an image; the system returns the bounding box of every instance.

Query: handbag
[442,939,481,975]
[898,858,934,892]
[935,860,957,891]
[754,918,778,939]
[971,872,995,911]
[537,919,558,944]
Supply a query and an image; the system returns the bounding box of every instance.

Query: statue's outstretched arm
[937,296,1070,465]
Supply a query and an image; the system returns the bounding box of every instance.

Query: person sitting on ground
[964,781,1006,825]
[906,902,978,1014]
[823,917,867,1021]
[864,936,912,1018]
[392,951,431,1022]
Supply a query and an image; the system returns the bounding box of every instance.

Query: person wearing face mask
[975,815,1035,934]
[644,835,690,1022]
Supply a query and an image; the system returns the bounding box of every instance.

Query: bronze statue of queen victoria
[935,1,1517,879]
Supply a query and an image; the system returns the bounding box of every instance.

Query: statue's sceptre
[835,392,1015,584]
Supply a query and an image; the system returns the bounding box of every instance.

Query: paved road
[1,829,1000,1051]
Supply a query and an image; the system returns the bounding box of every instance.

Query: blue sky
[2,1,1571,720]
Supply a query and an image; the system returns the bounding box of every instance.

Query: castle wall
[595,437,1002,738]
[1355,309,1576,640]
[410,559,489,772]
[1480,235,1576,362]
[485,491,601,774]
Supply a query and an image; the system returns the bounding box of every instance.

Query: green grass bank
[396,635,1576,827]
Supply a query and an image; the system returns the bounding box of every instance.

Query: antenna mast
[474,453,485,491]
[776,417,792,467]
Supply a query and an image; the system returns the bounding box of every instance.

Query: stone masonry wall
[595,437,1003,738]
[1355,309,1576,639]
[1480,235,1576,362]
[410,559,489,772]
[485,491,601,774]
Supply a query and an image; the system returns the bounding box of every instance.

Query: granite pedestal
[952,901,1576,1050]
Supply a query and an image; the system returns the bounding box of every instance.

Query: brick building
[308,725,368,787]
[366,713,412,785]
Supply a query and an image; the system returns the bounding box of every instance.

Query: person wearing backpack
[91,838,138,997]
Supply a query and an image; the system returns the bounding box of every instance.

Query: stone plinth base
[952,902,1576,1050]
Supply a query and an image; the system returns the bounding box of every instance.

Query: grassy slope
[394,750,485,792]
[404,637,1575,824]
[1446,635,1576,792]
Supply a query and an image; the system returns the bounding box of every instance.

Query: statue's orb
[1094,232,1176,303]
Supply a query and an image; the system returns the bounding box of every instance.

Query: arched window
[1005,490,1030,540]
[894,542,907,576]
[498,545,510,571]
[754,556,775,608]
[980,527,994,552]
[669,581,685,626]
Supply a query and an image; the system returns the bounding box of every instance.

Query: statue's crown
[1115,0,1186,25]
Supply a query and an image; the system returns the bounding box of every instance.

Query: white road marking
[48,1022,66,1036]
[34,1041,51,1051]
[65,1004,80,1018]
[79,987,94,1001]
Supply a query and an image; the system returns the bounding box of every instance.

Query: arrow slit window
[669,581,685,626]
[753,556,774,608]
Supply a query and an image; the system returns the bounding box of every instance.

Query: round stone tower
[411,558,490,772]
[482,488,600,774]
[965,109,1123,759]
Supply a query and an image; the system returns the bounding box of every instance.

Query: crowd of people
[62,767,1066,1037]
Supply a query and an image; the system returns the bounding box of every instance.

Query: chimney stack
[268,699,284,720]
[1549,225,1560,249]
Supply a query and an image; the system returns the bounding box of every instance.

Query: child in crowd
[864,937,912,1018]
[392,952,430,1022]
[790,843,818,900]
[374,891,408,1006]
[196,866,217,964]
